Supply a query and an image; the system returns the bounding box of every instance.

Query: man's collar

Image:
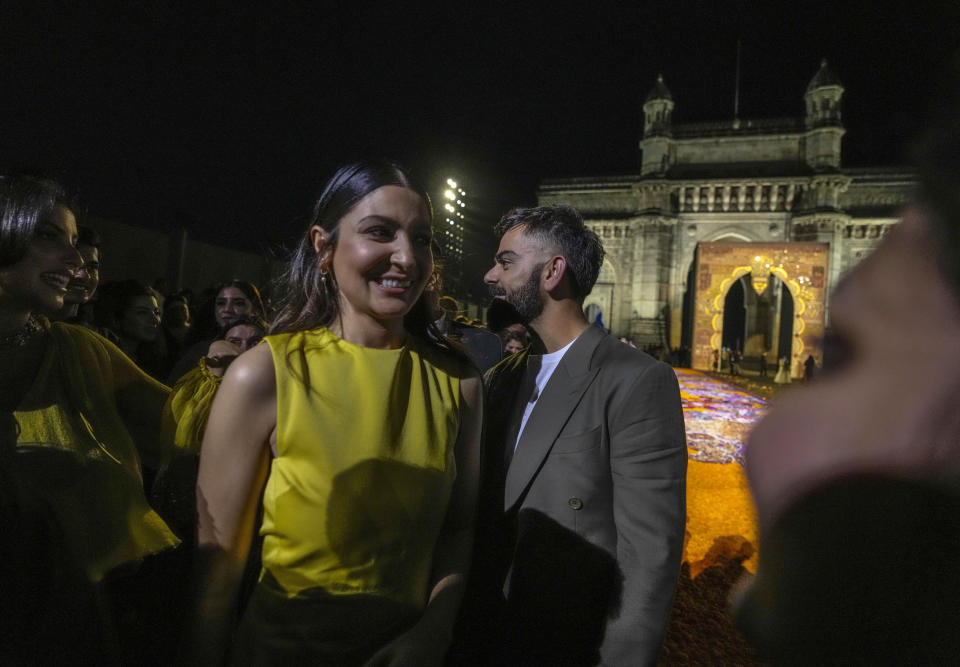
[529,316,590,354]
[553,324,606,375]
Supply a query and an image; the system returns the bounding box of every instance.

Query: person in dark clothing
[466,204,685,666]
[97,279,167,380]
[435,295,502,371]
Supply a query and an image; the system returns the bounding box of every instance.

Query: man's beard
[503,262,545,323]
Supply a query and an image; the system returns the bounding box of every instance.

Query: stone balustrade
[843,223,891,239]
[676,182,806,213]
[672,117,804,138]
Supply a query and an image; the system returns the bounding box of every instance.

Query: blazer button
[568,497,583,510]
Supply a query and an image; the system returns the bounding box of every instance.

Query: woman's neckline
[319,326,409,352]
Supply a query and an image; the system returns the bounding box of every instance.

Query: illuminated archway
[692,242,829,378]
[719,272,795,367]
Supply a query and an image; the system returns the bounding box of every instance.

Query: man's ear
[310,225,333,269]
[542,255,568,292]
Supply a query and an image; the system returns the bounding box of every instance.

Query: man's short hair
[496,204,605,301]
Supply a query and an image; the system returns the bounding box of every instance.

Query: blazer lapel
[503,326,605,510]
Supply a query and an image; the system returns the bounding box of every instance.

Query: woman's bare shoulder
[220,343,276,399]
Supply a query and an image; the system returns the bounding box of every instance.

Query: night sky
[2,1,958,281]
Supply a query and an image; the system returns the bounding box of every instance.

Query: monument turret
[804,59,845,171]
[640,74,675,176]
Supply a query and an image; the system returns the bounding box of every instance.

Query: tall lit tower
[436,176,468,298]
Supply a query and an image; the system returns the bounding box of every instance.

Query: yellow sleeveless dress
[236,327,463,664]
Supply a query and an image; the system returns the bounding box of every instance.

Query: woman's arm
[204,339,242,378]
[187,343,277,663]
[365,371,484,666]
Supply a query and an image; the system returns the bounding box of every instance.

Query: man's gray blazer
[480,324,687,666]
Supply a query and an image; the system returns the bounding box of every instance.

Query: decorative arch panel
[692,242,829,377]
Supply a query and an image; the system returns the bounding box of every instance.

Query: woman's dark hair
[96,279,166,377]
[164,292,189,310]
[216,279,266,320]
[188,280,266,343]
[215,314,267,341]
[162,293,191,326]
[270,159,467,365]
[96,279,156,329]
[502,329,529,346]
[0,174,74,267]
[495,204,604,303]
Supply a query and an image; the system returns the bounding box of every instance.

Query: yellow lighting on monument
[446,178,457,188]
[444,203,455,212]
[444,190,455,200]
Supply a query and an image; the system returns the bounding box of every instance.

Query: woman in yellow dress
[193,160,483,665]
[0,174,179,663]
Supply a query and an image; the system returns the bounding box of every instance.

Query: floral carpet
[676,368,765,575]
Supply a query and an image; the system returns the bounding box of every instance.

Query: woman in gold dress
[0,174,179,664]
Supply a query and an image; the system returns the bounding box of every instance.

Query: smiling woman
[191,160,484,666]
[0,192,80,319]
[270,161,439,342]
[0,174,179,663]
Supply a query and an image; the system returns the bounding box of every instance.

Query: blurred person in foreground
[734,71,960,665]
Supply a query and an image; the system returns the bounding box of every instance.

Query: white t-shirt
[513,335,578,452]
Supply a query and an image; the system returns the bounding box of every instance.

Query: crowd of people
[0,162,591,666]
[48,264,270,389]
[3,77,960,665]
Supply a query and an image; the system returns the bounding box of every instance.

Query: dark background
[2,1,958,286]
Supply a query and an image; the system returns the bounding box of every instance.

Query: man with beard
[474,204,686,666]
